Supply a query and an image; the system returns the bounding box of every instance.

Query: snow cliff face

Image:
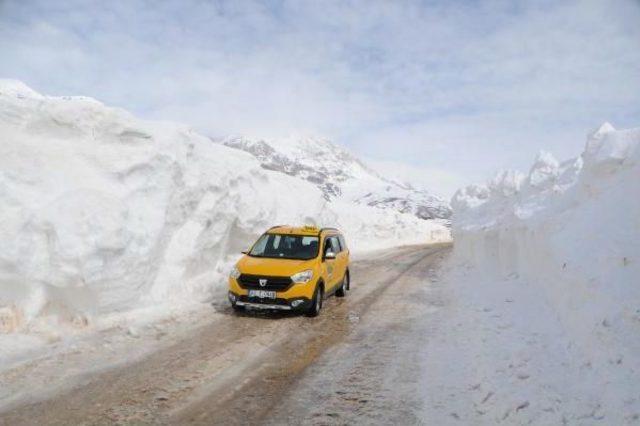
[451,122,640,386]
[0,80,450,331]
[218,136,452,220]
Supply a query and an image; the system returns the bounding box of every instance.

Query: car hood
[237,256,317,277]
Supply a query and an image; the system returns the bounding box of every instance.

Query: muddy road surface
[0,243,451,425]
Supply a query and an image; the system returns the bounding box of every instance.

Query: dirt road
[0,243,451,426]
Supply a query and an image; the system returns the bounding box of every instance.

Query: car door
[330,235,347,289]
[322,235,338,290]
[338,234,350,268]
[335,234,348,281]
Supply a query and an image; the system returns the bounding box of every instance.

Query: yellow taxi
[228,225,350,316]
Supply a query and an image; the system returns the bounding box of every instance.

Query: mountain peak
[216,135,452,220]
[0,79,45,100]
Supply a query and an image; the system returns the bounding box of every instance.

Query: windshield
[249,234,319,260]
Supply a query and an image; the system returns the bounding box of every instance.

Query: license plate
[248,290,276,299]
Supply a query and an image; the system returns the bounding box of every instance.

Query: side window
[323,237,333,255]
[338,235,347,252]
[330,236,341,253]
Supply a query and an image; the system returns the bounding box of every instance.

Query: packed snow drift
[0,80,449,338]
[449,123,640,422]
[452,122,639,322]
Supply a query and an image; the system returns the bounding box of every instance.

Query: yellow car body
[228,225,350,316]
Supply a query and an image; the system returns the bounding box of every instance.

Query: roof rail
[318,227,339,235]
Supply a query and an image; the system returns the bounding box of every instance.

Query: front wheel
[306,285,323,317]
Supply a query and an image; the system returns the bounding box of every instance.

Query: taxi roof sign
[266,224,323,235]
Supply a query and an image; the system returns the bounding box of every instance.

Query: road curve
[0,243,452,426]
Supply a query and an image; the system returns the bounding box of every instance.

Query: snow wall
[451,122,640,360]
[0,80,450,331]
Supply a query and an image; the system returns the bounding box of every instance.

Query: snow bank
[333,201,451,253]
[0,80,448,338]
[0,80,332,329]
[451,122,640,372]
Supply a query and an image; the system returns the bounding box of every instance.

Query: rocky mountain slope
[217,136,452,220]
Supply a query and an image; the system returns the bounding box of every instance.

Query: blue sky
[1,0,639,196]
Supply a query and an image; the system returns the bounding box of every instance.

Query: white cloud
[0,0,638,193]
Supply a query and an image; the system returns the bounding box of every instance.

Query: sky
[1,0,639,197]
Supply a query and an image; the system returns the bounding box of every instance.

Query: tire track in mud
[262,244,452,426]
[175,244,450,425]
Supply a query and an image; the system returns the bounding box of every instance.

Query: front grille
[237,274,293,291]
[239,295,291,306]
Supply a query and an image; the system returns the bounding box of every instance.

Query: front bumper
[228,291,312,311]
[235,301,292,310]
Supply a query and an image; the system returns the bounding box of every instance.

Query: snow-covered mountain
[217,136,452,220]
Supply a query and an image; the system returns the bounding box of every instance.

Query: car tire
[336,273,349,297]
[336,271,351,297]
[306,285,323,317]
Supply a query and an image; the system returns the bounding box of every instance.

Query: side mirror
[324,251,336,260]
[241,250,248,255]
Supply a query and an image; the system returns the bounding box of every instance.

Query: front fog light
[291,300,304,307]
[291,269,313,284]
[228,293,237,302]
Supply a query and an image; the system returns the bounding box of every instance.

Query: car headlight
[291,269,313,284]
[229,266,241,279]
